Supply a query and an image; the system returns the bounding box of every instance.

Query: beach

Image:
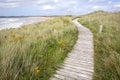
[0,17,50,30]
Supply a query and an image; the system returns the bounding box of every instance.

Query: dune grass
[0,17,78,80]
[78,11,120,80]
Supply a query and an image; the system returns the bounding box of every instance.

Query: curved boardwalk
[50,19,94,80]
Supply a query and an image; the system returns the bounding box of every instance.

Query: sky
[0,0,120,16]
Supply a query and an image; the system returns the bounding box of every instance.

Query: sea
[0,17,47,30]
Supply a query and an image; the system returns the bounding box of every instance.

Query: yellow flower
[34,66,40,74]
[16,36,24,41]
[58,39,65,46]
[34,66,39,70]
[10,34,15,38]
[36,70,40,74]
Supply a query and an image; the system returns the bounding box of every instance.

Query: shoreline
[0,17,52,30]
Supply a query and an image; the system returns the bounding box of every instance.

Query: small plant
[58,39,66,46]
[34,66,41,74]
[16,36,24,41]
[10,33,15,38]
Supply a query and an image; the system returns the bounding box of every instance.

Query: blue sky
[0,0,120,16]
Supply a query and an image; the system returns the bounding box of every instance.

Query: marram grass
[0,17,78,80]
[78,11,120,80]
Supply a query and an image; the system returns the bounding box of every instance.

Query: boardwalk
[50,19,94,80]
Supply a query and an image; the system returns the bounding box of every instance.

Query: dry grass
[78,11,120,80]
[0,17,78,80]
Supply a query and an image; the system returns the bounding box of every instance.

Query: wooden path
[50,19,94,80]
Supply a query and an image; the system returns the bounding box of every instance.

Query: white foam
[0,17,46,30]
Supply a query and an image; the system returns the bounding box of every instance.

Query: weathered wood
[99,25,103,33]
[50,19,94,80]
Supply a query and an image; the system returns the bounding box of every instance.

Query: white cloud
[53,0,59,3]
[55,0,77,9]
[66,6,81,14]
[92,5,107,10]
[114,4,120,8]
[93,5,100,9]
[0,2,19,8]
[41,5,55,10]
[0,0,120,15]
[89,0,106,2]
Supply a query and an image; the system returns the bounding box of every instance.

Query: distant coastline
[0,16,53,18]
[0,15,75,18]
[0,17,52,30]
[0,16,31,18]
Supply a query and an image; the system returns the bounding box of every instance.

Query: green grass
[78,11,120,80]
[0,17,78,80]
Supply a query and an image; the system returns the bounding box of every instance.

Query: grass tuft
[0,17,78,80]
[78,11,120,80]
